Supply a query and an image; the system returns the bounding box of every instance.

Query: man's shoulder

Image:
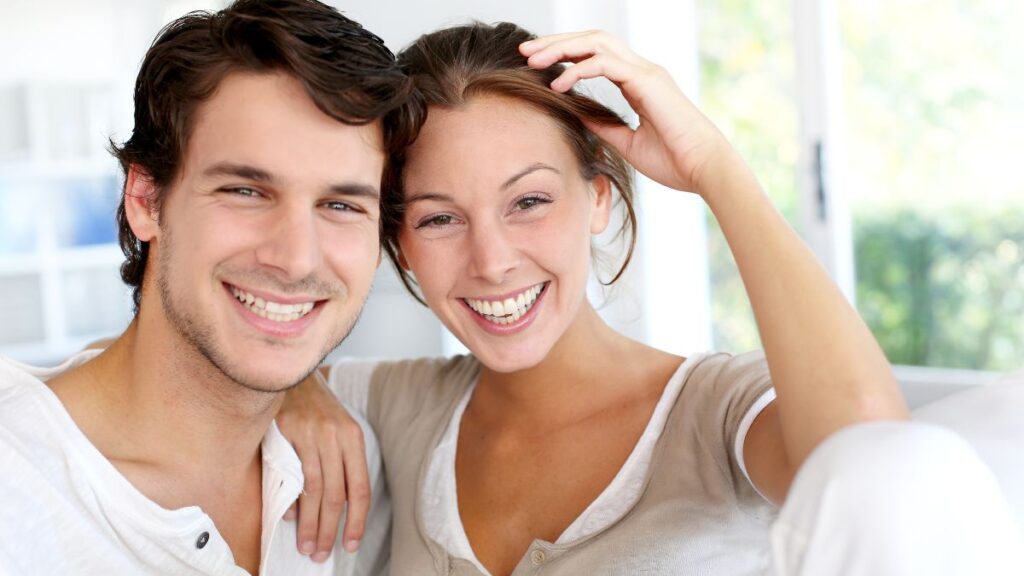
[0,350,97,417]
[0,355,49,419]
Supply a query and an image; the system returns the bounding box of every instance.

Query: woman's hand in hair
[277,369,370,561]
[520,31,740,200]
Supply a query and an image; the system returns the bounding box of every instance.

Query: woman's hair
[110,0,411,312]
[382,22,637,304]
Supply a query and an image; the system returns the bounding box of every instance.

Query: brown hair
[111,0,412,312]
[382,22,637,304]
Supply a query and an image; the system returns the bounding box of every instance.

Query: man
[0,1,409,574]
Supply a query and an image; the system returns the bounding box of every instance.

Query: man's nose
[254,204,321,283]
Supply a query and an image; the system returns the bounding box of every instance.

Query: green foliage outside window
[699,0,1024,371]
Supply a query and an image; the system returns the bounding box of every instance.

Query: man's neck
[48,317,282,498]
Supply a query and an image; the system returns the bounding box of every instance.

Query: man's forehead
[180,71,385,184]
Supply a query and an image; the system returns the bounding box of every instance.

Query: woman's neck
[472,303,678,429]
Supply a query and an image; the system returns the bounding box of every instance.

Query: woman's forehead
[406,96,578,176]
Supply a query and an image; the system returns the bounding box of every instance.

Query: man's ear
[589,175,613,235]
[123,165,160,242]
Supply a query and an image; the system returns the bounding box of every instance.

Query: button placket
[529,548,546,566]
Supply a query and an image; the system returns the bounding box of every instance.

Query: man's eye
[324,201,357,212]
[229,187,260,197]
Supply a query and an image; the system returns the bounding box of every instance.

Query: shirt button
[196,531,210,549]
[530,549,546,565]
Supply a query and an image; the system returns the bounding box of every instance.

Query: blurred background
[1,0,1021,393]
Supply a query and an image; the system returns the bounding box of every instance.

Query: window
[841,0,1024,371]
[697,0,1021,374]
[698,0,800,353]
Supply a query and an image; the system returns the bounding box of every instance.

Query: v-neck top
[330,351,777,575]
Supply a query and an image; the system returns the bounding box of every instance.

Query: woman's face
[398,95,611,372]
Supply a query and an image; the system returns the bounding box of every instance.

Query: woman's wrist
[696,147,765,211]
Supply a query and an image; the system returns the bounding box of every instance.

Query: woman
[280,23,1022,575]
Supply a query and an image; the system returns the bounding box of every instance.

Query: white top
[330,354,776,575]
[0,351,364,576]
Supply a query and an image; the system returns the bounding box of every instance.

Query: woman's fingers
[547,54,639,93]
[312,435,346,562]
[339,424,370,553]
[521,30,646,72]
[295,445,324,558]
[518,30,593,58]
[582,117,636,159]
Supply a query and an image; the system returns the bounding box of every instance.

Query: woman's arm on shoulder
[276,362,381,562]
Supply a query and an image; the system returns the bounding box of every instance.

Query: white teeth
[463,282,546,325]
[231,286,317,324]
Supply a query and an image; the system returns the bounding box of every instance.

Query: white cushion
[912,370,1024,525]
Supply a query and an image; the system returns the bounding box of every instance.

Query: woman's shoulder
[354,354,480,387]
[673,350,774,435]
[335,354,480,423]
[327,354,478,383]
[682,350,770,390]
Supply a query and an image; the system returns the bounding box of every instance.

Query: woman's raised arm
[520,31,909,503]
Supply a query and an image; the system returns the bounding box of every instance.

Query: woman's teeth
[464,283,545,325]
[231,286,315,323]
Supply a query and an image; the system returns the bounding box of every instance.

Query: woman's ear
[123,165,161,242]
[589,175,613,235]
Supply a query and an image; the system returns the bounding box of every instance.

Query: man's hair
[381,22,637,304]
[111,0,411,312]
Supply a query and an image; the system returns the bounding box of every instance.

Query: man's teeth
[465,283,545,325]
[231,286,315,323]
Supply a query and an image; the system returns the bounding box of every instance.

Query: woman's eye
[416,214,455,228]
[514,195,550,211]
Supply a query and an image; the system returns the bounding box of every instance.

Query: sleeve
[734,387,776,497]
[691,351,776,501]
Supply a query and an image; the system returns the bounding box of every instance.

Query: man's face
[146,71,383,392]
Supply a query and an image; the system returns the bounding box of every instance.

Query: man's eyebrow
[328,183,380,200]
[203,162,379,198]
[501,162,560,190]
[202,162,274,182]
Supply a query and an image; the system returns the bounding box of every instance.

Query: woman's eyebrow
[404,191,453,205]
[404,162,561,205]
[501,162,560,190]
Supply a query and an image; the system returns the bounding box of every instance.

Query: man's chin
[220,358,320,394]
